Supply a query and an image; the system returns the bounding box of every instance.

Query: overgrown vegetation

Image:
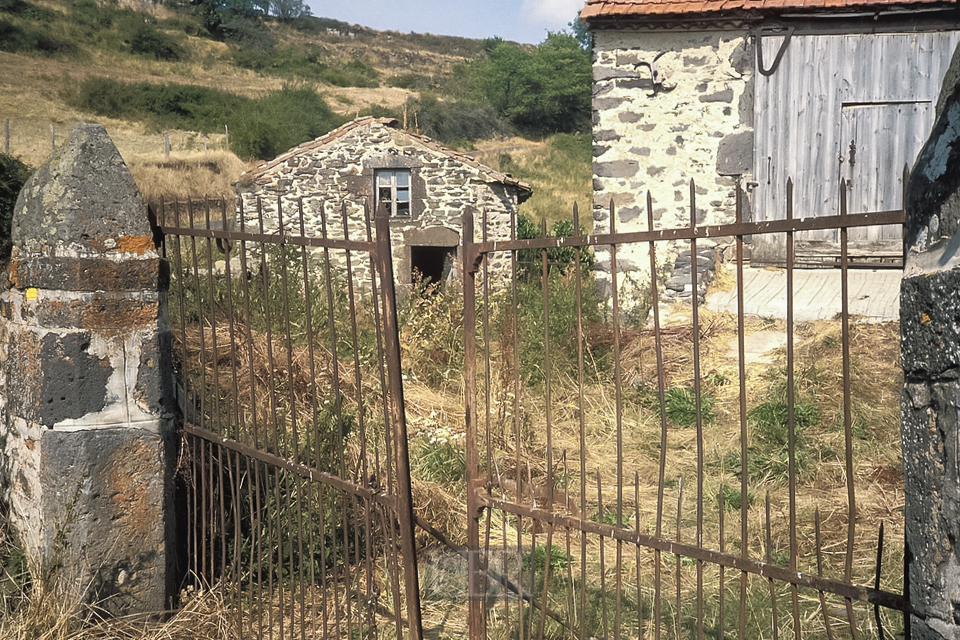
[65,77,343,159]
[0,153,31,262]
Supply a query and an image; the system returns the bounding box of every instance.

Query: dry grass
[128,151,250,202]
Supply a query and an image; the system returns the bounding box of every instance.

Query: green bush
[516,213,593,281]
[0,153,32,261]
[234,45,379,87]
[466,32,591,135]
[67,78,343,159]
[0,18,74,55]
[130,24,184,61]
[405,94,509,145]
[229,85,342,159]
[507,264,606,386]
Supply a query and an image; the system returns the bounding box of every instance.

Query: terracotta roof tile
[241,117,532,197]
[582,0,953,17]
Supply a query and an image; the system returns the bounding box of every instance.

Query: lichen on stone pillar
[0,123,175,618]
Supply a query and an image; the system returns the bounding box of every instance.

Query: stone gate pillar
[0,123,174,616]
[900,53,960,640]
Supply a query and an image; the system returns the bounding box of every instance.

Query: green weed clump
[411,427,466,487]
[664,386,717,427]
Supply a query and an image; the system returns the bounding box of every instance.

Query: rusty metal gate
[460,178,907,640]
[158,174,906,640]
[156,199,422,640]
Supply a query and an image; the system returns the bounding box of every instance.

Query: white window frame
[375,169,411,217]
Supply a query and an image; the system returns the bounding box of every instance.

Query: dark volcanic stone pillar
[0,123,174,617]
[901,51,960,640]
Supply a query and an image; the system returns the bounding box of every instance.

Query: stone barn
[236,117,531,289]
[581,0,960,303]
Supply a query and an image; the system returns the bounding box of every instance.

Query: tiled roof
[242,117,533,197]
[581,0,954,18]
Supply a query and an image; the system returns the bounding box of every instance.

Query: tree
[568,15,593,50]
[472,33,591,136]
[270,0,311,20]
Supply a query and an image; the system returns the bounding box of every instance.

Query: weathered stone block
[699,88,734,103]
[40,428,174,616]
[717,130,754,175]
[596,160,639,178]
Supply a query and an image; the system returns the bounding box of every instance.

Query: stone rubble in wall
[661,243,718,303]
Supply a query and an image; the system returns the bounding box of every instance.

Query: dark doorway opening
[411,245,457,286]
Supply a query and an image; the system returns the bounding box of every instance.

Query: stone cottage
[236,117,531,290]
[581,0,960,305]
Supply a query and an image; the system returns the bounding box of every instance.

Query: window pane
[396,171,410,187]
[396,202,410,216]
[396,187,409,203]
[376,171,394,186]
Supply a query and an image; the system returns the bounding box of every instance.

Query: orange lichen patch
[116,235,156,256]
[34,296,160,329]
[109,438,158,538]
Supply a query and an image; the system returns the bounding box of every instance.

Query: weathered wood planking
[753,31,960,255]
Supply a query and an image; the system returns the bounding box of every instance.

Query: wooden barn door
[838,101,931,257]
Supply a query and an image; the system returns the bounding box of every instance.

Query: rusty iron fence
[157,173,906,640]
[155,198,422,640]
[461,177,906,640]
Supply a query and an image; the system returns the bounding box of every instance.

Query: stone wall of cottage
[237,123,517,293]
[592,28,754,314]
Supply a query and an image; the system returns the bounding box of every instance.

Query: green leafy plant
[664,386,717,427]
[411,429,466,487]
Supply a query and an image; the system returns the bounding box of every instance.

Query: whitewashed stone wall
[237,121,520,294]
[592,29,754,314]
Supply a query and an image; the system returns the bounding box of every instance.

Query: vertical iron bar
[735,182,749,640]
[815,509,836,640]
[840,179,859,640]
[374,202,423,640]
[636,473,644,640]
[719,486,726,640]
[598,471,610,640]
[464,204,485,640]
[689,179,705,640]
[676,477,683,640]
[766,491,780,640]
[875,522,886,640]
[574,201,587,640]
[647,190,667,640]
[785,178,802,640]
[481,207,494,621]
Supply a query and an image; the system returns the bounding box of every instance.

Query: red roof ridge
[581,0,955,17]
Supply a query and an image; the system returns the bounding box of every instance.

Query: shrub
[229,85,342,159]
[516,213,593,281]
[0,153,32,261]
[67,78,344,159]
[405,94,509,145]
[130,24,184,61]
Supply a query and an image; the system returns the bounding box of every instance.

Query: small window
[375,169,411,217]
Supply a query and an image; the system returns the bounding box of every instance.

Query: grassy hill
[0,0,591,220]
